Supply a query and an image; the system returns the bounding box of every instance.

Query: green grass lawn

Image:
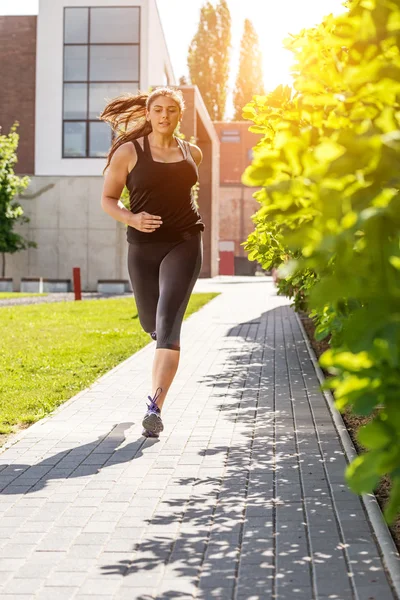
[0,292,48,299]
[0,293,219,435]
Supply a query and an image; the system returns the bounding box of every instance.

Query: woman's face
[146,95,181,135]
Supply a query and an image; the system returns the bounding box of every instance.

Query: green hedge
[242,0,400,524]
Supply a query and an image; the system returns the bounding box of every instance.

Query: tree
[0,123,34,278]
[214,0,231,121]
[187,0,231,121]
[233,19,265,121]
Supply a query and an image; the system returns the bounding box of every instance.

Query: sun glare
[252,0,347,92]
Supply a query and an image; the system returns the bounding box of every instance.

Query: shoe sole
[142,413,164,434]
[142,428,159,438]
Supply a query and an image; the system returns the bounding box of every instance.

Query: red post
[73,267,81,301]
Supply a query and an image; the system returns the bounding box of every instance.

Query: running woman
[100,87,204,438]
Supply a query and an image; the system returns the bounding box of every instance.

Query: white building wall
[148,0,175,87]
[8,177,130,291]
[35,0,173,177]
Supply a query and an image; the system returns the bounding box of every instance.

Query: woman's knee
[155,314,181,350]
[135,308,156,335]
[156,341,180,351]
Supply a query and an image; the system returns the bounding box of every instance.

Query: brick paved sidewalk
[0,276,398,599]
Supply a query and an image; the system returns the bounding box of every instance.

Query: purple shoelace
[146,386,162,414]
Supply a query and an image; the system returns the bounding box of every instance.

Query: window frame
[62,5,141,159]
[220,130,241,143]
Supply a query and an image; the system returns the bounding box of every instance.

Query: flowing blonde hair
[99,86,185,173]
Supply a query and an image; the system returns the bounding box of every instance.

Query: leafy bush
[0,123,33,277]
[242,0,400,523]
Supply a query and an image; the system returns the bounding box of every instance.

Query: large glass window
[65,8,88,44]
[90,45,139,81]
[90,7,139,43]
[64,122,87,157]
[64,46,88,81]
[64,83,87,119]
[88,82,130,119]
[63,6,141,158]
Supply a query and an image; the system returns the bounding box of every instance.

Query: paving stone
[0,544,36,559]
[0,558,25,572]
[2,577,44,594]
[29,550,67,566]
[35,587,79,599]
[73,531,112,546]
[78,577,124,595]
[17,521,53,534]
[12,562,54,579]
[156,577,198,595]
[113,589,156,600]
[66,545,102,559]
[196,590,233,600]
[43,571,87,587]
[0,596,39,600]
[53,558,97,574]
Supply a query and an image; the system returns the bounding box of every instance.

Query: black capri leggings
[127,231,203,351]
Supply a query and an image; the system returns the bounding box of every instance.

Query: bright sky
[0,0,346,118]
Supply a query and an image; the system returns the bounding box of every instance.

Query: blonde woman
[100,87,204,438]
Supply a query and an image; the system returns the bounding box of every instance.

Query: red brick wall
[214,121,262,257]
[214,121,261,185]
[219,187,260,256]
[180,86,220,277]
[0,16,36,175]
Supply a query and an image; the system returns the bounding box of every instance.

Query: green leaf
[352,392,380,416]
[389,256,400,270]
[357,420,393,450]
[248,125,267,134]
[373,442,400,474]
[314,141,345,163]
[321,351,373,372]
[345,451,381,494]
[383,476,400,524]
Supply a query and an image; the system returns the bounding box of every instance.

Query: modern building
[0,0,220,290]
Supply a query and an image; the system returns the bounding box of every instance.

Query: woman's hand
[129,211,163,233]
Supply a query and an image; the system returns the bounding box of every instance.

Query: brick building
[214,121,262,275]
[0,15,36,175]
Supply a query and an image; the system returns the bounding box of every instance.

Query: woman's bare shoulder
[186,141,203,166]
[109,141,137,175]
[111,141,135,162]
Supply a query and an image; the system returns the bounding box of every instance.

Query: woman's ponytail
[99,91,152,173]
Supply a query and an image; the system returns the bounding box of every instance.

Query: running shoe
[142,428,159,438]
[142,386,164,434]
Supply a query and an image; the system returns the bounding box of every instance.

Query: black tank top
[125,135,205,243]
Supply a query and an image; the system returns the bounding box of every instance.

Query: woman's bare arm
[101,143,136,226]
[187,142,203,167]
